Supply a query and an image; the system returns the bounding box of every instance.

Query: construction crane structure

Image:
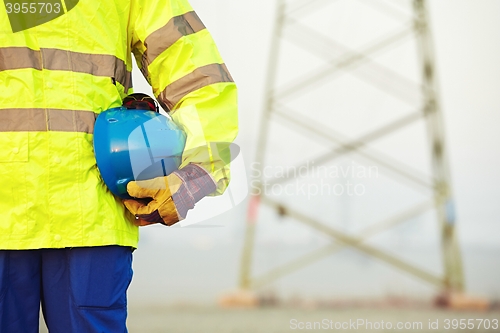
[239,0,464,297]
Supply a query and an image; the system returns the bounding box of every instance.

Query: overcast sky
[130,0,500,302]
[133,0,500,244]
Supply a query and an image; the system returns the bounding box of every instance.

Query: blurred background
[124,0,499,332]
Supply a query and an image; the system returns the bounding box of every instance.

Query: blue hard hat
[93,106,186,199]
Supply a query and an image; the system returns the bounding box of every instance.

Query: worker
[0,0,238,331]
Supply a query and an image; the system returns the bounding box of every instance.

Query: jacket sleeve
[129,0,238,195]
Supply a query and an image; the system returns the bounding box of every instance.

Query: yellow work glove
[123,164,217,226]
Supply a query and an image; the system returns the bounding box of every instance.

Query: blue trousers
[0,246,133,333]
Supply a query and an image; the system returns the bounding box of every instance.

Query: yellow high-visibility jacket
[0,0,238,249]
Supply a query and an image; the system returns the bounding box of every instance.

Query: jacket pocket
[0,132,29,235]
[0,132,29,162]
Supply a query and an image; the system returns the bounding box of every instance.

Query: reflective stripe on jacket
[0,0,238,249]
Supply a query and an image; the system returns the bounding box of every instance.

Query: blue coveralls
[0,246,132,333]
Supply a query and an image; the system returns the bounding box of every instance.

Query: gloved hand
[123,164,217,226]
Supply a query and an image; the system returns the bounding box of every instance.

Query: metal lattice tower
[240,0,464,295]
